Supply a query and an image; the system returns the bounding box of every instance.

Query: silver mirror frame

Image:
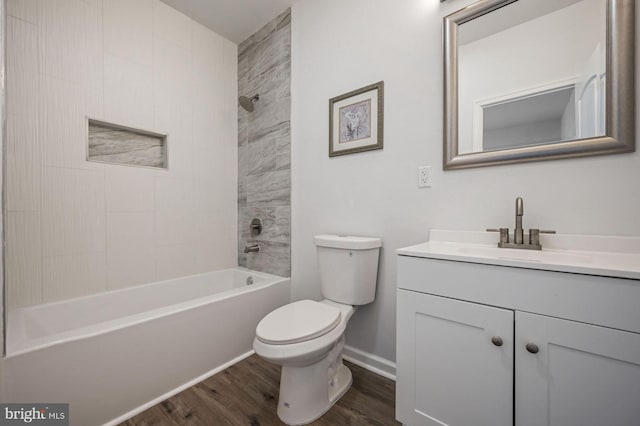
[443,0,635,170]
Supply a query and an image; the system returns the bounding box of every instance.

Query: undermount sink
[397,230,640,280]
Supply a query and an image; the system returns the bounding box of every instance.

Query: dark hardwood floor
[121,354,400,426]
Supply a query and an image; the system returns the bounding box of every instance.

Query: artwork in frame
[329,81,384,157]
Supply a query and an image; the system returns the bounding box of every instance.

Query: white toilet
[253,234,382,425]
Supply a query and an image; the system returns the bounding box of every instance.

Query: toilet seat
[256,300,341,345]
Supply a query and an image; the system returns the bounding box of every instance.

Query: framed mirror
[443,0,635,170]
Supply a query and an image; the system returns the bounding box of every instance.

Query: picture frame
[329,81,384,157]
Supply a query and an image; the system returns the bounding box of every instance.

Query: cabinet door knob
[525,343,539,354]
[491,336,503,347]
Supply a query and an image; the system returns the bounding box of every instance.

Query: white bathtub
[3,268,290,426]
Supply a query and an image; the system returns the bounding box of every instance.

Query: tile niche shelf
[87,118,168,169]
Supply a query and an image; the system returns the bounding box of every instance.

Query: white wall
[6,0,238,308]
[291,0,640,363]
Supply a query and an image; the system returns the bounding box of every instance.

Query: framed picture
[329,81,384,157]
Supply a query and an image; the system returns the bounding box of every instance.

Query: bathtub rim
[5,268,289,358]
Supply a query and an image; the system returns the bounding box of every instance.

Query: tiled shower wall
[237,9,291,277]
[6,0,238,308]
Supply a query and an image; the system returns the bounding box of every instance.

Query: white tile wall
[155,177,196,245]
[80,1,104,118]
[153,37,193,120]
[106,212,155,251]
[106,212,156,289]
[6,0,238,308]
[7,0,38,23]
[104,53,154,131]
[105,167,155,212]
[107,246,156,290]
[6,212,42,309]
[42,252,107,302]
[40,167,106,257]
[154,113,194,180]
[103,0,153,67]
[7,16,38,118]
[153,0,191,49]
[195,210,236,272]
[81,0,103,9]
[38,0,84,81]
[39,75,91,170]
[6,114,40,212]
[154,177,194,211]
[156,243,197,281]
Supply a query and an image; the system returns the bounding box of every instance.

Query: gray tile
[248,99,290,140]
[275,9,291,31]
[249,120,289,145]
[238,189,247,207]
[238,144,248,177]
[238,53,250,93]
[246,190,290,207]
[238,115,248,147]
[275,125,291,171]
[238,33,256,58]
[248,34,290,80]
[246,137,277,176]
[237,9,291,275]
[274,206,290,241]
[242,206,289,243]
[246,241,290,278]
[238,251,246,268]
[246,170,290,207]
[246,169,289,198]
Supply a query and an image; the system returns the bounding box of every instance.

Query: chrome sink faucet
[487,197,555,250]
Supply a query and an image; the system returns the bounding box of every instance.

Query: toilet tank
[314,235,382,305]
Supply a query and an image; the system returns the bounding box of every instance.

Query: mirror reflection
[457,0,607,154]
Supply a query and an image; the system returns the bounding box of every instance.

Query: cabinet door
[515,312,640,426]
[397,290,514,426]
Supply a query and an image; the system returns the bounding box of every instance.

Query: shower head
[239,94,260,112]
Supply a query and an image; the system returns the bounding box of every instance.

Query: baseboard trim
[103,350,255,426]
[342,345,396,381]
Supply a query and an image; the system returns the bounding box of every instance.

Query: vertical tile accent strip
[238,9,291,277]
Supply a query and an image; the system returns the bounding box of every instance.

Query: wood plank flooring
[121,354,400,426]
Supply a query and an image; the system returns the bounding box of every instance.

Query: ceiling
[160,0,296,44]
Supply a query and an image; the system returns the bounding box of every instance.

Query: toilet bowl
[253,235,381,425]
[254,299,355,424]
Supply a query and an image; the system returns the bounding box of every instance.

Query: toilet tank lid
[314,234,382,250]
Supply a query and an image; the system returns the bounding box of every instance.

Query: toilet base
[277,359,352,425]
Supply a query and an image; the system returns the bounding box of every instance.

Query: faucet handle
[529,229,556,246]
[487,228,509,244]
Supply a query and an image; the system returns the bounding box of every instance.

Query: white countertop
[397,230,640,280]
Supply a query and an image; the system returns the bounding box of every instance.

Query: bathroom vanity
[395,230,640,426]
